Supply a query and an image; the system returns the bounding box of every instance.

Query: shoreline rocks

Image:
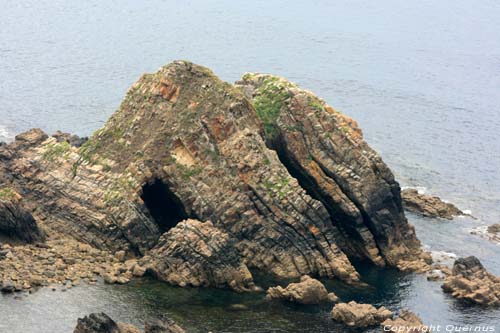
[74,313,185,333]
[401,188,465,219]
[331,301,392,328]
[441,256,500,306]
[266,275,339,304]
[0,240,145,293]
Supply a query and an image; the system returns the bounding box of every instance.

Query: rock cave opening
[140,178,189,233]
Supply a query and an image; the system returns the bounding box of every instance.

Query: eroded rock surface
[146,219,255,292]
[442,256,500,306]
[331,301,392,328]
[0,61,428,289]
[401,189,464,219]
[266,275,338,304]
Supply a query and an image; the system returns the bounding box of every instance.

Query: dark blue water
[1,1,499,332]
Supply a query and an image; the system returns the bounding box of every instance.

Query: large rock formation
[401,188,465,219]
[0,61,427,289]
[442,256,500,306]
[266,275,338,304]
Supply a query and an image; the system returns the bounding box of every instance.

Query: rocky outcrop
[236,74,424,268]
[74,313,185,333]
[401,189,465,219]
[0,61,427,290]
[442,256,500,306]
[145,219,255,292]
[266,275,338,304]
[331,301,392,328]
[381,310,426,332]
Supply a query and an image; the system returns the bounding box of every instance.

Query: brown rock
[266,275,336,304]
[401,189,464,219]
[331,301,393,328]
[442,256,500,306]
[381,310,427,332]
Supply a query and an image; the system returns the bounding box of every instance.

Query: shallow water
[1,0,499,332]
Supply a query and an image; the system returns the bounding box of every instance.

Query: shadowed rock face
[236,74,422,267]
[0,61,426,289]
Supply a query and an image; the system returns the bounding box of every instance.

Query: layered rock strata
[236,74,424,267]
[0,61,427,289]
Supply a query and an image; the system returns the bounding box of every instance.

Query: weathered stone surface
[266,275,337,304]
[236,74,424,268]
[146,219,255,292]
[0,194,45,243]
[0,61,428,289]
[73,313,185,333]
[331,301,392,328]
[401,188,464,219]
[381,310,426,332]
[442,256,500,306]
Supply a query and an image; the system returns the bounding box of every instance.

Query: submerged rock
[74,313,185,333]
[266,275,338,304]
[0,61,427,290]
[401,188,465,219]
[74,313,124,333]
[331,301,392,328]
[381,310,426,332]
[442,256,500,306]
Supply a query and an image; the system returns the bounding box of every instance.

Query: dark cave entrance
[140,178,189,233]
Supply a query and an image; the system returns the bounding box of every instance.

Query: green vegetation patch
[0,187,17,201]
[263,175,291,200]
[252,76,294,140]
[42,141,71,162]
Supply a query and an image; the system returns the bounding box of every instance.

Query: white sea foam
[401,186,427,194]
[431,250,457,264]
[0,124,12,142]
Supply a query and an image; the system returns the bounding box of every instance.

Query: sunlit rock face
[0,61,427,289]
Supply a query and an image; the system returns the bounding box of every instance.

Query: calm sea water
[1,0,499,332]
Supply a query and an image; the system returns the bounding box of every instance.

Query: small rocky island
[0,61,495,331]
